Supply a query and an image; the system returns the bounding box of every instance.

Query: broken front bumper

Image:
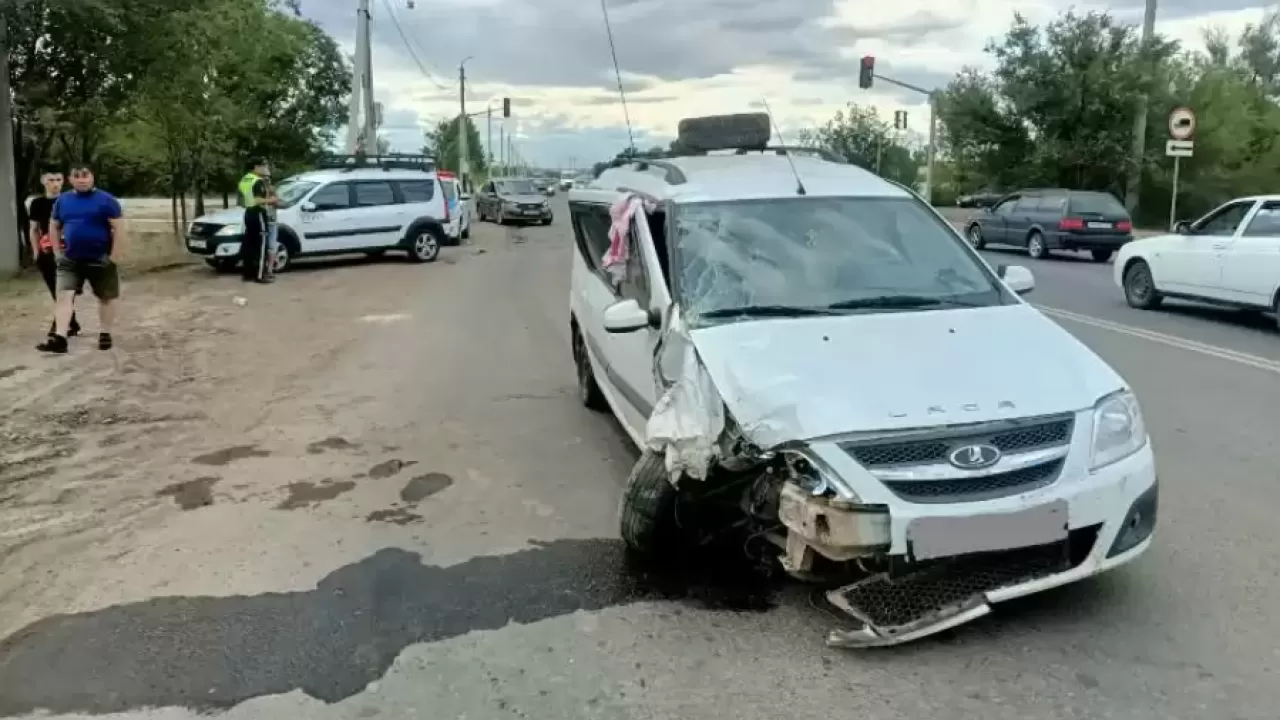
[781,444,1157,647]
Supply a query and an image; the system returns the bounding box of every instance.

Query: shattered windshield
[673,196,1007,321]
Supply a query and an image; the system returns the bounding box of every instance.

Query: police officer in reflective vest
[237,158,277,283]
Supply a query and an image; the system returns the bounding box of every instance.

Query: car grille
[830,525,1099,632]
[189,222,224,237]
[840,415,1075,503]
[519,203,543,211]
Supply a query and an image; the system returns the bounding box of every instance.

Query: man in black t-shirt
[28,170,80,338]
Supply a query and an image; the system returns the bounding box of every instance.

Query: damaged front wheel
[572,325,609,412]
[619,451,683,556]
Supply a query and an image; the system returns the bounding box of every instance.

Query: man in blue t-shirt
[37,164,126,354]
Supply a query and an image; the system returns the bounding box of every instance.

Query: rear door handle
[1212,242,1230,250]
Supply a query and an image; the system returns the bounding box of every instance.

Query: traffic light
[502,97,511,118]
[894,110,907,130]
[859,56,875,89]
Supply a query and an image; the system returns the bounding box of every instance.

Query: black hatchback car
[963,189,1133,262]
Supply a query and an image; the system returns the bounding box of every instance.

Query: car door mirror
[998,264,1035,295]
[1173,220,1192,234]
[301,201,317,212]
[603,299,651,333]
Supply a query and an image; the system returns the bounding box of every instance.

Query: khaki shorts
[56,257,120,300]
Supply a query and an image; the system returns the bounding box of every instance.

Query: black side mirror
[1173,220,1192,235]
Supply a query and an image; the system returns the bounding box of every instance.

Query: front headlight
[1090,390,1147,470]
[503,201,518,210]
[215,224,242,236]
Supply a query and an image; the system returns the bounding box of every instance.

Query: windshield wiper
[826,295,951,310]
[699,304,841,319]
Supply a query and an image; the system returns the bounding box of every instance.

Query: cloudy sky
[301,0,1270,170]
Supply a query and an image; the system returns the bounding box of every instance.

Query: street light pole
[0,14,19,274]
[457,57,473,192]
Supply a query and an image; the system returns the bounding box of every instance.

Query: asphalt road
[0,196,1276,719]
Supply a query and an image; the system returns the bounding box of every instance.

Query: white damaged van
[566,113,1157,647]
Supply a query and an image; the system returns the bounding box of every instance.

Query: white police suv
[568,113,1157,647]
[185,155,452,272]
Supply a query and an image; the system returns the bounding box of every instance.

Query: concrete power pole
[1125,0,1158,214]
[457,61,470,192]
[345,0,377,154]
[0,14,19,274]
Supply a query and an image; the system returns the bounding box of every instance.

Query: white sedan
[1116,194,1280,326]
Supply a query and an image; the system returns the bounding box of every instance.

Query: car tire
[272,243,292,273]
[497,212,507,226]
[966,223,986,249]
[1123,259,1163,309]
[207,258,239,274]
[572,325,608,412]
[461,224,470,240]
[1091,249,1114,263]
[408,228,441,263]
[542,217,553,226]
[1027,230,1048,260]
[619,450,684,557]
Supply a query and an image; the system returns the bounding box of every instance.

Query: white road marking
[1037,305,1280,376]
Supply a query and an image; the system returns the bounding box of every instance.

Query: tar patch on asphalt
[156,477,220,510]
[306,436,360,454]
[275,479,357,510]
[191,445,270,466]
[368,458,416,479]
[0,538,781,716]
[399,473,452,502]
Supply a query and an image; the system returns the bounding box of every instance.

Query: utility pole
[0,14,19,274]
[1125,0,1158,214]
[457,58,472,192]
[486,107,493,172]
[499,125,505,176]
[346,0,377,154]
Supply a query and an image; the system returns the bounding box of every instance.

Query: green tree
[797,103,918,187]
[429,116,488,176]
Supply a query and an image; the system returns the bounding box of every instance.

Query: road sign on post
[1166,107,1196,231]
[1169,107,1195,140]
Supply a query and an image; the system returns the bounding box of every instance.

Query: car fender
[401,217,447,246]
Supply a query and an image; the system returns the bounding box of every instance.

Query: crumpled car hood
[687,304,1124,446]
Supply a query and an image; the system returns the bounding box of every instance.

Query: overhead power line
[378,0,449,90]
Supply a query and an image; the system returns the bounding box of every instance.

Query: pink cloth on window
[602,192,655,283]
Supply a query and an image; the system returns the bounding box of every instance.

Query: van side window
[398,180,436,203]
[619,217,650,306]
[309,183,351,211]
[571,203,611,274]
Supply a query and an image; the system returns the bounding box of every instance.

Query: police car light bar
[317,153,437,172]
[676,113,771,153]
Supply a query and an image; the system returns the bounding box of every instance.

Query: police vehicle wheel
[461,224,470,240]
[272,244,291,273]
[619,450,684,557]
[409,230,441,263]
[572,326,608,412]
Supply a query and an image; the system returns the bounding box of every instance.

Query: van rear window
[1070,192,1127,216]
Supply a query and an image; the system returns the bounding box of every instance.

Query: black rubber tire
[571,325,608,412]
[1123,260,1163,309]
[461,224,470,240]
[408,228,442,263]
[541,218,553,226]
[1027,230,1048,260]
[1091,249,1114,263]
[619,450,683,556]
[966,223,986,249]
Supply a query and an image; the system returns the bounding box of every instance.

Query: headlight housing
[215,223,243,236]
[503,201,518,210]
[1090,389,1147,470]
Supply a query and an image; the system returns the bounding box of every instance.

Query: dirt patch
[192,445,270,467]
[276,480,357,510]
[366,508,423,525]
[157,477,220,510]
[368,458,416,480]
[306,436,360,454]
[0,365,26,380]
[399,473,453,503]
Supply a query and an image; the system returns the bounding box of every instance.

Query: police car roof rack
[316,153,437,173]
